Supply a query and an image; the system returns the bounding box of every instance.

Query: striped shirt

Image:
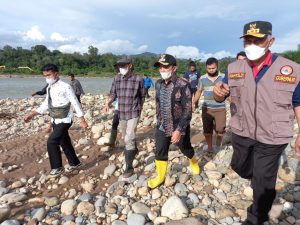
[110,73,145,120]
[198,72,225,108]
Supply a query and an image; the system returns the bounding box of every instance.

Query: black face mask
[208,71,218,77]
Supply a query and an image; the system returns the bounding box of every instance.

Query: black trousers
[76,95,81,103]
[191,88,198,108]
[155,125,195,161]
[47,122,80,169]
[145,87,150,98]
[231,133,286,225]
[112,110,120,130]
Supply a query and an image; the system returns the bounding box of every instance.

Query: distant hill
[131,52,158,58]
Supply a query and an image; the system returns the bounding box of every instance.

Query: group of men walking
[23,21,300,225]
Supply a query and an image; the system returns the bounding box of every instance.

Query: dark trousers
[145,87,150,98]
[47,122,80,169]
[112,110,120,130]
[191,88,198,108]
[76,95,81,103]
[155,125,195,161]
[231,133,286,225]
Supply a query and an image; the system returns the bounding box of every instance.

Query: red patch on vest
[229,73,245,79]
[274,75,296,84]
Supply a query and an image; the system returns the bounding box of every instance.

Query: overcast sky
[1,0,300,60]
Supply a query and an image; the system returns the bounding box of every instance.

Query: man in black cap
[214,21,300,225]
[103,56,145,179]
[148,54,200,189]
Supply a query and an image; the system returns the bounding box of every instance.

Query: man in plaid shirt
[104,56,145,179]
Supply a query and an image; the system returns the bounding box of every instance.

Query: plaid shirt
[155,74,192,135]
[110,73,145,120]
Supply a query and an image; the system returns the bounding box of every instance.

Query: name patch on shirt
[229,73,245,79]
[274,75,296,84]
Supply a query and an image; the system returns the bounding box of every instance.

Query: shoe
[104,129,118,147]
[49,167,64,177]
[189,156,200,175]
[241,220,254,225]
[148,160,168,189]
[123,168,134,179]
[65,163,82,173]
[123,149,137,179]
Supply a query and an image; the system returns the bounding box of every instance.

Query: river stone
[165,217,205,225]
[132,202,151,214]
[1,220,20,225]
[215,206,236,220]
[0,193,27,204]
[78,192,93,202]
[161,196,189,220]
[77,201,95,216]
[104,164,117,176]
[44,197,59,207]
[112,221,127,225]
[0,205,10,222]
[127,213,146,225]
[61,199,77,215]
[32,207,47,221]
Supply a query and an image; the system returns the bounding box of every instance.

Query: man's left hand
[171,130,181,144]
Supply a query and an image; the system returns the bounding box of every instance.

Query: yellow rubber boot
[148,160,168,189]
[189,156,200,175]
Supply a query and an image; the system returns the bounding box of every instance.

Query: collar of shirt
[121,72,133,79]
[248,50,272,79]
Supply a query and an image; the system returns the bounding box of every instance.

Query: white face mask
[244,44,267,61]
[160,71,172,80]
[46,77,57,85]
[119,67,129,76]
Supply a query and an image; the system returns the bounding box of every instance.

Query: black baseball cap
[240,21,272,38]
[154,54,177,67]
[115,56,132,67]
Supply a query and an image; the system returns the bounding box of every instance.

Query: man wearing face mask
[148,54,200,189]
[213,21,300,225]
[24,64,88,177]
[192,57,226,153]
[103,56,145,179]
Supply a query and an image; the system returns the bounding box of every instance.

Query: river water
[0,77,114,99]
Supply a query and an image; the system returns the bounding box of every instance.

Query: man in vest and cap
[214,21,300,225]
[148,54,200,189]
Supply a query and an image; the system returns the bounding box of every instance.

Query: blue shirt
[222,55,300,107]
[144,77,154,88]
[184,70,200,88]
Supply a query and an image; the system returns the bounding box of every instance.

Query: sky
[0,0,300,60]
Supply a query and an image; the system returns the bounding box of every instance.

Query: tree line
[0,44,299,77]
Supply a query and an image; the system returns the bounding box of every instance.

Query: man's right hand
[213,81,230,99]
[103,104,110,114]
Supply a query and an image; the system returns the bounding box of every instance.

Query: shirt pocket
[273,83,295,110]
[272,113,294,138]
[229,79,245,131]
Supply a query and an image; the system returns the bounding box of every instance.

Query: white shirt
[36,79,84,124]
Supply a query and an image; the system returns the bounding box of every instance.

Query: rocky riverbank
[0,93,300,225]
